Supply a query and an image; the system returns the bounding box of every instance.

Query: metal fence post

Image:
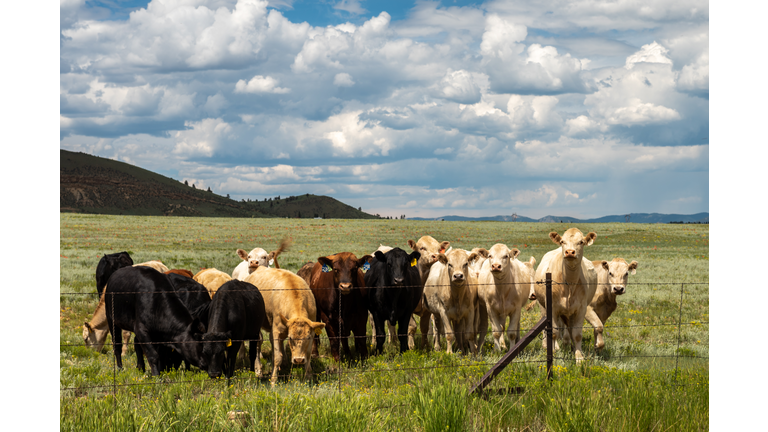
[546,272,553,381]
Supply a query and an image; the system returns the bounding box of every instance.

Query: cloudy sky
[59,0,709,219]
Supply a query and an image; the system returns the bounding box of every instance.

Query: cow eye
[503,255,508,259]
[609,272,613,277]
[625,272,629,276]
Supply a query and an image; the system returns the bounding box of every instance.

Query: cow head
[317,252,372,295]
[82,321,107,352]
[278,314,325,365]
[201,331,232,378]
[408,236,450,269]
[550,228,596,267]
[236,247,270,270]
[466,248,489,279]
[486,244,520,277]
[374,248,421,286]
[602,258,638,295]
[438,249,470,285]
[520,256,537,300]
[173,318,208,371]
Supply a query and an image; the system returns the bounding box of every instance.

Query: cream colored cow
[193,268,233,299]
[585,258,638,349]
[83,260,170,353]
[244,266,325,386]
[476,244,533,351]
[408,236,450,349]
[231,238,291,281]
[422,249,479,354]
[533,228,598,362]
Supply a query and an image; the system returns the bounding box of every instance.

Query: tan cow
[243,267,325,386]
[533,228,598,362]
[408,236,450,349]
[83,260,170,353]
[232,238,291,281]
[423,249,482,354]
[585,258,638,349]
[193,268,233,298]
[476,244,533,351]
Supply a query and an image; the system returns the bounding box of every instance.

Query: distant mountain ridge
[409,212,709,224]
[60,149,377,219]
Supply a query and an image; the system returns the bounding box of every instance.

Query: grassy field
[60,214,709,431]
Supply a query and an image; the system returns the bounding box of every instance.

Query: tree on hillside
[207,187,212,193]
[184,180,188,186]
[192,184,196,189]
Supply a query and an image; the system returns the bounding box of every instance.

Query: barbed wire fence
[60,279,708,402]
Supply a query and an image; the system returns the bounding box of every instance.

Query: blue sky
[60,0,709,218]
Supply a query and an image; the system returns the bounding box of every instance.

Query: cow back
[95,251,133,296]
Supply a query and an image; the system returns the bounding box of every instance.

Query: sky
[59,0,709,219]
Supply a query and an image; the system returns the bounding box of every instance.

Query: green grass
[60,214,708,431]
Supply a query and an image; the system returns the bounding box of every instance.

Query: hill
[60,149,378,219]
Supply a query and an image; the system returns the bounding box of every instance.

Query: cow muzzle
[491,264,502,273]
[339,283,352,294]
[292,357,306,365]
[393,277,405,286]
[612,286,625,295]
[248,262,260,269]
[452,273,464,281]
[564,249,577,258]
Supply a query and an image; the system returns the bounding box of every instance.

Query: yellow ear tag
[226,339,232,347]
[411,258,417,267]
[314,328,322,336]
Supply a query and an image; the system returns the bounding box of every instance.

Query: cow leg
[134,327,161,376]
[584,307,605,350]
[432,314,444,351]
[568,313,586,362]
[419,311,431,350]
[368,313,377,343]
[249,337,263,378]
[111,324,124,370]
[226,342,240,379]
[134,335,145,373]
[476,301,488,352]
[507,307,523,347]
[436,310,455,354]
[269,330,281,386]
[340,328,353,361]
[326,316,341,362]
[387,321,398,346]
[406,316,417,350]
[397,313,411,353]
[353,319,368,361]
[122,330,131,356]
[371,313,387,354]
[487,306,507,351]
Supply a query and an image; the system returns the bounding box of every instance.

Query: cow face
[602,259,638,295]
[317,252,371,295]
[466,248,489,279]
[408,236,450,268]
[176,319,208,371]
[438,249,470,284]
[279,314,325,365]
[83,322,107,352]
[486,244,520,276]
[201,331,232,378]
[550,228,596,266]
[236,248,270,270]
[375,248,421,286]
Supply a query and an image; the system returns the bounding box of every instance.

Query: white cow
[585,258,638,349]
[533,228,598,362]
[408,236,450,349]
[232,238,291,281]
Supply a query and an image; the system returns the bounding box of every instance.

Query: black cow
[104,266,208,375]
[95,251,133,297]
[164,272,213,370]
[201,280,266,379]
[364,247,422,354]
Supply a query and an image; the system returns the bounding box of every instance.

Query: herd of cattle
[80,228,638,385]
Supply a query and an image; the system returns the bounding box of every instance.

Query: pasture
[60,214,709,431]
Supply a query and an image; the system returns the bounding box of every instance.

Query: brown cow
[533,228,598,362]
[585,258,638,349]
[304,252,371,362]
[165,269,194,278]
[243,267,325,385]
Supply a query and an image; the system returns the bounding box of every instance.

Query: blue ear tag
[362,262,370,273]
[322,264,332,273]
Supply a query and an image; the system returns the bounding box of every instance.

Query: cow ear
[467,252,479,264]
[408,239,418,251]
[584,232,597,246]
[549,232,561,245]
[437,253,448,264]
[476,248,489,258]
[601,260,609,271]
[84,322,93,332]
[357,255,372,267]
[310,321,326,331]
[628,260,638,274]
[529,256,536,266]
[440,241,450,252]
[237,249,248,260]
[318,256,333,267]
[279,313,289,327]
[409,251,421,263]
[374,250,386,262]
[268,251,277,259]
[510,248,520,259]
